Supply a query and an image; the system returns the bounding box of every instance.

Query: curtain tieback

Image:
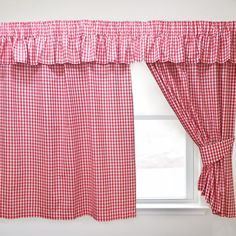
[199,137,235,165]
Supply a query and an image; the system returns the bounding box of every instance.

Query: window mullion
[134,115,177,120]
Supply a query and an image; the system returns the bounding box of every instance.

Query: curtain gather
[0,20,236,64]
[0,20,236,220]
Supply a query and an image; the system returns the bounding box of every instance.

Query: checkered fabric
[0,20,236,220]
[147,62,236,217]
[0,20,236,64]
[199,138,235,165]
[0,63,136,221]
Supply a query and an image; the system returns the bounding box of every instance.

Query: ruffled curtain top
[0,20,236,65]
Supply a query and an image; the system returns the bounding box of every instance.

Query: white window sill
[136,203,209,215]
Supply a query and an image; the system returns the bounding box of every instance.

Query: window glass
[135,119,187,199]
[131,63,175,116]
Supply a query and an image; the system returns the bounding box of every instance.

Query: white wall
[0,0,236,21]
[0,0,236,235]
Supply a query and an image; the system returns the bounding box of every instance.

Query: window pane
[131,62,175,116]
[135,119,187,199]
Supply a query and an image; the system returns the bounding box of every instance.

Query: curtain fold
[0,20,236,220]
[146,62,236,217]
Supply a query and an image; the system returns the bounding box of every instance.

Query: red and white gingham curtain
[147,62,236,217]
[0,20,236,220]
[0,63,136,221]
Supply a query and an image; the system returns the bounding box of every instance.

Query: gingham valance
[0,20,236,65]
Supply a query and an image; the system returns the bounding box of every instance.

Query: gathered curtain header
[0,20,236,65]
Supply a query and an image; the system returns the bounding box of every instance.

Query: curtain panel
[0,20,236,220]
[147,62,236,217]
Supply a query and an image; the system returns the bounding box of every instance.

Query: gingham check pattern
[0,20,236,220]
[199,138,235,165]
[147,62,236,218]
[0,63,136,221]
[0,20,236,64]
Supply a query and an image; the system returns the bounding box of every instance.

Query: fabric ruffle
[0,20,236,65]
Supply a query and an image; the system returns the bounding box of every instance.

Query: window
[131,63,197,205]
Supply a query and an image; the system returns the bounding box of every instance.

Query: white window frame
[134,114,209,215]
